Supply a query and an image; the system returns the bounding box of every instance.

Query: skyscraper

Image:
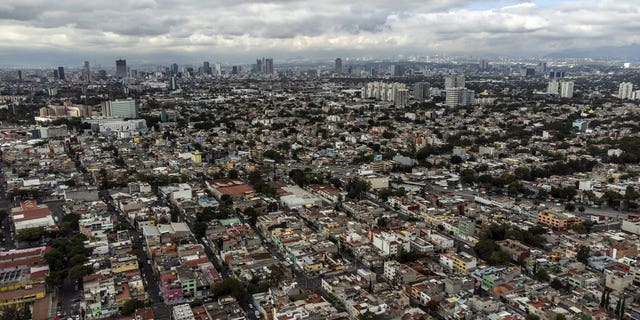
[618,82,633,99]
[203,61,212,75]
[116,59,127,78]
[444,75,465,89]
[559,81,574,98]
[215,63,222,76]
[82,61,91,82]
[57,67,65,81]
[414,82,430,101]
[53,69,59,79]
[17,70,22,82]
[171,63,179,75]
[265,58,274,74]
[547,80,559,94]
[170,76,177,91]
[335,58,343,75]
[255,59,263,74]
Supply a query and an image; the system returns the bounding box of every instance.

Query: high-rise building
[171,63,179,75]
[82,61,91,82]
[413,82,430,101]
[101,99,137,118]
[547,80,559,94]
[170,76,177,91]
[618,82,634,99]
[479,60,490,71]
[57,67,65,81]
[116,59,127,78]
[537,62,547,73]
[203,61,212,75]
[335,58,343,75]
[559,81,574,98]
[255,59,263,74]
[444,75,465,89]
[53,69,59,80]
[215,63,222,76]
[17,70,22,82]
[264,58,274,74]
[393,88,409,108]
[445,88,475,107]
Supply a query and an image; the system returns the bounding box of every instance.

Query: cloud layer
[1,0,639,65]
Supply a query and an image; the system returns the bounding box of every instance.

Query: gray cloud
[0,0,639,66]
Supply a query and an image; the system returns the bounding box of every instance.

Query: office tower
[53,69,59,79]
[414,82,430,101]
[215,63,222,76]
[446,88,475,107]
[82,61,91,82]
[547,80,559,94]
[17,70,22,81]
[116,59,127,78]
[231,66,239,74]
[255,59,263,74]
[444,75,465,89]
[549,71,565,80]
[57,67,65,81]
[101,99,137,118]
[171,63,179,75]
[392,64,405,77]
[203,61,212,75]
[537,62,547,73]
[170,76,177,91]
[559,81,574,98]
[335,58,342,75]
[479,60,489,71]
[618,82,633,99]
[265,58,274,74]
[525,68,535,77]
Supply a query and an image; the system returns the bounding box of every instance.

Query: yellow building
[191,151,202,163]
[0,284,46,308]
[537,211,580,229]
[452,252,477,273]
[111,259,139,274]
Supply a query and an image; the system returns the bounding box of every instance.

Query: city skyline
[1,0,640,67]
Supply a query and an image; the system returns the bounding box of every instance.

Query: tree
[565,203,576,212]
[346,177,371,200]
[121,299,145,316]
[15,227,44,242]
[576,245,590,264]
[212,278,250,305]
[525,315,540,320]
[533,269,550,282]
[0,305,31,320]
[550,278,563,290]
[192,221,208,238]
[556,314,567,320]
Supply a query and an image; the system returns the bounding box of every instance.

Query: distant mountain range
[544,44,640,60]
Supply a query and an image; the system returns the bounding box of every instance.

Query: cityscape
[1,1,640,320]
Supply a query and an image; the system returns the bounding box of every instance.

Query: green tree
[15,227,44,242]
[0,305,31,320]
[120,299,145,316]
[525,314,540,320]
[576,245,590,264]
[533,269,550,282]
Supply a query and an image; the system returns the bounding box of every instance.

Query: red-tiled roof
[215,184,254,196]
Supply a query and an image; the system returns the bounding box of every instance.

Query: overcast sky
[0,0,639,67]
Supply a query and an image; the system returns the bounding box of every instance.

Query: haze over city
[2,0,640,67]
